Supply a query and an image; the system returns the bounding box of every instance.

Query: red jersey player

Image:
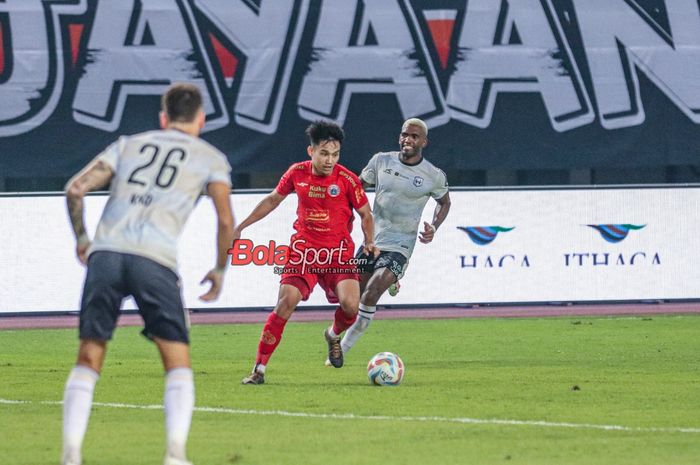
[236,121,377,384]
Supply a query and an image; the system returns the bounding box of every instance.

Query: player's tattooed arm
[65,160,114,263]
[200,181,235,302]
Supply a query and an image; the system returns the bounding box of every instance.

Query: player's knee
[338,298,359,317]
[274,295,297,319]
[363,285,384,306]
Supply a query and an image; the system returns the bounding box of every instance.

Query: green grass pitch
[1,314,700,464]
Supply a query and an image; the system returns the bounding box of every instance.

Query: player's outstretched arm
[419,192,451,244]
[65,159,114,264]
[356,203,379,257]
[200,181,235,302]
[234,189,286,235]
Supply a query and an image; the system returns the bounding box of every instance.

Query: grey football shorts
[355,248,408,280]
[79,251,189,343]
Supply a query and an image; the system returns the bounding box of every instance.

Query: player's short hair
[403,118,428,136]
[161,83,203,123]
[305,120,345,146]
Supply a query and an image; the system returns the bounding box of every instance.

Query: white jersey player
[338,118,451,358]
[90,128,231,270]
[362,150,448,258]
[62,83,236,465]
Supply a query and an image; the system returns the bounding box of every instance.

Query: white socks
[164,367,195,462]
[62,365,194,464]
[340,303,376,353]
[62,365,99,465]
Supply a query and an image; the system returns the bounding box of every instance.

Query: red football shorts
[280,237,360,302]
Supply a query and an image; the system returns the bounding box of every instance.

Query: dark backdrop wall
[0,0,699,191]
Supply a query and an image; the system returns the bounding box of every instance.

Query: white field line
[2,398,700,434]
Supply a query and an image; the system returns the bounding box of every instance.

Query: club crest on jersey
[413,176,424,187]
[328,184,340,197]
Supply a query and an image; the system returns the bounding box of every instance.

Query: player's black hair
[162,83,203,123]
[305,120,345,146]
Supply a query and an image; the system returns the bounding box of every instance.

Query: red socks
[332,306,357,335]
[255,308,355,366]
[255,312,288,366]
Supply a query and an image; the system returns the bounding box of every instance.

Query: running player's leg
[340,267,394,353]
[326,248,371,346]
[242,279,307,384]
[359,269,372,295]
[329,276,361,335]
[323,270,373,366]
[341,252,407,353]
[323,277,360,367]
[63,252,123,465]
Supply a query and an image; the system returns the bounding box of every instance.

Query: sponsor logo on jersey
[339,170,357,186]
[305,208,329,222]
[354,187,365,204]
[308,185,326,198]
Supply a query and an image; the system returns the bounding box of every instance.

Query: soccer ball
[367,352,405,386]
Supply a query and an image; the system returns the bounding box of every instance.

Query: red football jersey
[276,161,368,246]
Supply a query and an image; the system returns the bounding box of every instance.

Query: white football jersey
[360,151,448,258]
[89,129,231,271]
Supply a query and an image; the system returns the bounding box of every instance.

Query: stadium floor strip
[3,302,700,330]
[2,398,699,434]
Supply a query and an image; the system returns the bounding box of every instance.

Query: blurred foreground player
[62,83,235,465]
